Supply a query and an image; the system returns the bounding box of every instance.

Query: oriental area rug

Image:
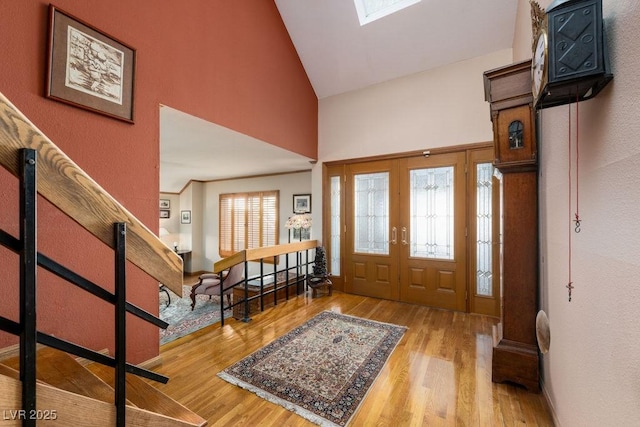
[159,284,231,345]
[217,311,407,426]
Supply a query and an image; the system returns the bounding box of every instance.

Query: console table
[159,250,192,306]
[176,250,191,274]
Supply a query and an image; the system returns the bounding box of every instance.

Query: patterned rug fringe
[217,310,407,426]
[217,372,341,427]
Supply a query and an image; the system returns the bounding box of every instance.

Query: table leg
[159,284,171,307]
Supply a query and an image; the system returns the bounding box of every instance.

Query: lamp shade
[285,214,312,229]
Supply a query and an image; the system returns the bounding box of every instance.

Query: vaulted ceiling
[160,0,519,193]
[275,0,518,99]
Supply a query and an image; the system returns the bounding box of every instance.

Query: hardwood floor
[151,291,554,426]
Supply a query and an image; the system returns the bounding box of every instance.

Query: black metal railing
[215,243,316,326]
[0,149,169,427]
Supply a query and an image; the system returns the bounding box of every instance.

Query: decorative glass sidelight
[409,167,454,259]
[476,163,493,296]
[354,172,389,254]
[330,176,341,275]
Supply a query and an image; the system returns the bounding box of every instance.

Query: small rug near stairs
[159,284,231,345]
[217,311,407,426]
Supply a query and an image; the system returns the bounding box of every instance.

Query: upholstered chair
[190,263,243,310]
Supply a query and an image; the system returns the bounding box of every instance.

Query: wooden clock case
[480,0,613,393]
[483,60,540,392]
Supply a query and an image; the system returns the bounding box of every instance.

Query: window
[410,166,455,260]
[475,162,494,296]
[354,0,422,26]
[329,175,341,276]
[354,172,389,255]
[219,191,279,257]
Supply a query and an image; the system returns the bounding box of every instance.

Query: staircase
[0,92,207,425]
[0,347,206,426]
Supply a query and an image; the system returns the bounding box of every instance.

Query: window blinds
[219,191,279,257]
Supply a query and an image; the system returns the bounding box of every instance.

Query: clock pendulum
[566,95,583,302]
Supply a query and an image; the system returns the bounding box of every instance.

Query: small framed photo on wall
[160,210,170,219]
[159,199,170,209]
[293,194,311,214]
[181,210,191,224]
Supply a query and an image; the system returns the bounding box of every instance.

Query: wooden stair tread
[0,362,19,379]
[0,350,205,426]
[0,373,203,426]
[2,346,129,405]
[87,363,207,427]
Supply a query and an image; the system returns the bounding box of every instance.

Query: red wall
[0,1,317,362]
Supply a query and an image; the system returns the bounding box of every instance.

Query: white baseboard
[541,378,561,426]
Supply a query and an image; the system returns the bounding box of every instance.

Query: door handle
[391,227,397,245]
[401,227,408,245]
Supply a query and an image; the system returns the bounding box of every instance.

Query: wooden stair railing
[0,92,183,294]
[0,91,205,425]
[213,240,318,325]
[213,240,318,272]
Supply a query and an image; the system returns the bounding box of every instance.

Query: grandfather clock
[483,60,539,392]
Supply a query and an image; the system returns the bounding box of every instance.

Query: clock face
[532,31,548,99]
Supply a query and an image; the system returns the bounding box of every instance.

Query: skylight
[354,0,422,26]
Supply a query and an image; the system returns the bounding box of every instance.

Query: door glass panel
[354,172,389,255]
[410,167,454,259]
[476,162,493,296]
[330,176,341,275]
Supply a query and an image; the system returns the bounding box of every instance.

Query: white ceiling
[160,0,518,193]
[159,106,314,193]
[275,0,518,99]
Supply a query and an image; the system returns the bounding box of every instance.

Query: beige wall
[515,1,640,425]
[318,49,511,162]
[513,0,536,63]
[159,193,182,248]
[316,1,640,424]
[200,172,312,271]
[167,172,312,274]
[314,49,513,238]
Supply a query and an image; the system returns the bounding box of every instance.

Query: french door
[344,160,400,300]
[328,146,499,315]
[397,152,467,311]
[344,152,466,310]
